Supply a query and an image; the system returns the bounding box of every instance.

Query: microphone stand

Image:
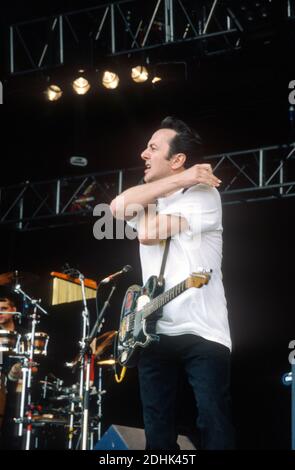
[86,283,117,352]
[79,281,117,450]
[77,273,90,451]
[23,305,38,450]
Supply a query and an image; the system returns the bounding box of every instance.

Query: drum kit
[0,269,119,450]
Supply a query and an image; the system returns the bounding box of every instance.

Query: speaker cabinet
[94,425,196,450]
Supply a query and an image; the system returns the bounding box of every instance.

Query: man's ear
[170,153,186,169]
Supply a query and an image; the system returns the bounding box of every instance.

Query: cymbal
[94,330,117,358]
[0,271,39,287]
[65,331,117,369]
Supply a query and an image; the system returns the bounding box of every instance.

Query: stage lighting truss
[1,143,294,231]
[226,0,273,34]
[8,0,295,76]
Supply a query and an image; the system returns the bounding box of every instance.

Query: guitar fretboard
[142,280,187,319]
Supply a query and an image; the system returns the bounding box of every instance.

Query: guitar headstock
[186,270,212,289]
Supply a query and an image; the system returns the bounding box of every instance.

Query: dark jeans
[138,334,235,450]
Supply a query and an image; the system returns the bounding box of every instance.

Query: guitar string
[126,280,187,331]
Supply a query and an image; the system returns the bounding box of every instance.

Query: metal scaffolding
[8,0,291,76]
[1,143,294,231]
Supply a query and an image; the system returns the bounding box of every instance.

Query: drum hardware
[60,271,117,450]
[1,267,122,450]
[15,414,68,427]
[14,283,48,317]
[51,266,117,450]
[49,268,95,450]
[39,377,64,400]
[49,394,81,403]
[0,311,22,316]
[22,332,50,357]
[0,329,21,355]
[12,282,48,450]
[67,385,82,450]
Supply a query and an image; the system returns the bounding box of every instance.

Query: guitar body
[116,276,164,368]
[115,270,211,368]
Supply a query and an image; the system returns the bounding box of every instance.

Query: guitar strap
[157,188,188,287]
[157,237,171,287]
[145,238,170,337]
[146,189,187,335]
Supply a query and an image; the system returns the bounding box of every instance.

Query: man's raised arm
[110,164,221,220]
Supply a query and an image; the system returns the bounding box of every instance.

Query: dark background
[0,0,294,449]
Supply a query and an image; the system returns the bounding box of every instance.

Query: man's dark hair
[159,116,202,167]
[0,297,16,307]
[0,287,18,308]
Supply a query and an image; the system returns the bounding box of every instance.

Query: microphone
[100,265,132,284]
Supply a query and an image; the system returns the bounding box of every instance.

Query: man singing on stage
[110,116,235,450]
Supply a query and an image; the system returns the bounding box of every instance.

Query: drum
[23,332,49,356]
[0,330,20,355]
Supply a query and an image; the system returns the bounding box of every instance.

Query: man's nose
[141,149,149,160]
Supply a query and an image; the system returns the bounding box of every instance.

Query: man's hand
[8,362,23,381]
[8,362,38,382]
[110,163,221,221]
[179,164,221,189]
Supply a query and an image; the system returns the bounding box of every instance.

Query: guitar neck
[142,279,188,320]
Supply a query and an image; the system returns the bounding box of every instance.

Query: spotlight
[72,76,91,95]
[102,71,120,89]
[151,76,162,84]
[131,66,149,83]
[46,84,63,101]
[282,372,292,386]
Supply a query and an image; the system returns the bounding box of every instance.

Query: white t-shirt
[127,184,231,350]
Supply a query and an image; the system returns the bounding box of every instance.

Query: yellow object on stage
[50,272,97,305]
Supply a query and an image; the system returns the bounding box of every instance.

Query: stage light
[70,156,88,167]
[282,372,292,386]
[102,71,120,89]
[72,76,91,95]
[46,84,63,101]
[151,76,162,84]
[131,66,149,83]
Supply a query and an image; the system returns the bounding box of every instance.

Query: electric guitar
[116,271,211,368]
